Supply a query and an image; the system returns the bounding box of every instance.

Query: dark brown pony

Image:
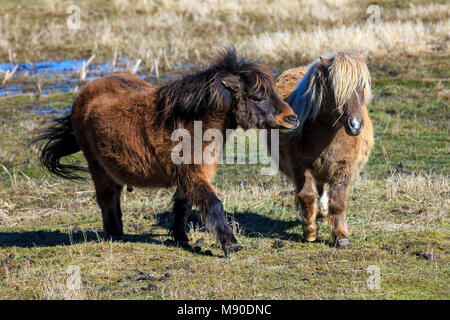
[270,52,374,248]
[34,48,299,255]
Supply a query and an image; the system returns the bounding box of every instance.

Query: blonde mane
[330,52,372,109]
[287,52,372,132]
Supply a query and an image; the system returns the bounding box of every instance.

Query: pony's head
[287,52,371,136]
[157,48,298,131]
[214,48,298,131]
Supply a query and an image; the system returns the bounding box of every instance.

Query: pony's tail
[33,114,87,180]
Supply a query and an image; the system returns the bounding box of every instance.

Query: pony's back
[275,66,308,100]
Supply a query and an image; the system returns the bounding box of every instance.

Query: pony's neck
[313,106,342,131]
[316,94,342,126]
[195,109,233,141]
[156,67,230,121]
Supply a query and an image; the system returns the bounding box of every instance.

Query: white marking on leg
[319,191,329,216]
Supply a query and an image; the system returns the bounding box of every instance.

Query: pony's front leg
[316,183,329,222]
[182,180,242,256]
[171,188,192,245]
[204,193,242,255]
[296,169,318,242]
[328,178,351,248]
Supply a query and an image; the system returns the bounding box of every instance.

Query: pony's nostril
[349,118,360,130]
[284,115,298,125]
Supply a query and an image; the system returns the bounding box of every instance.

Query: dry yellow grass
[0,0,449,300]
[243,19,449,65]
[0,0,448,71]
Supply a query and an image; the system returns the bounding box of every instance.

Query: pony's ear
[358,53,366,61]
[319,56,332,68]
[221,74,241,92]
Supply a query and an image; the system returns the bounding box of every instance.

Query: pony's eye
[250,95,264,102]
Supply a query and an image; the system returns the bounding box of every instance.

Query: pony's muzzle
[346,117,364,136]
[280,114,299,131]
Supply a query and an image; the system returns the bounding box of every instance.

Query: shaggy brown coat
[35,49,298,255]
[273,53,374,247]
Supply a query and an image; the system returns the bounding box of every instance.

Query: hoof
[335,238,351,249]
[303,231,317,242]
[223,243,243,257]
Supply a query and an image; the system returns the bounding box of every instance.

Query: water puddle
[0,57,169,97]
[31,107,72,116]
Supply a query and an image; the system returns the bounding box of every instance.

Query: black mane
[156,48,273,120]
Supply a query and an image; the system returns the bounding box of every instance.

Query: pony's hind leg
[328,177,351,248]
[171,188,192,244]
[88,159,124,241]
[296,169,318,242]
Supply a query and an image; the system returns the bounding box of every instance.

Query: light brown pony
[34,48,299,255]
[271,52,374,248]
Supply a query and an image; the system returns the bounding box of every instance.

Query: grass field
[0,0,449,299]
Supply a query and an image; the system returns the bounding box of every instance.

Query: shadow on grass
[0,229,213,256]
[233,211,303,242]
[0,229,153,247]
[156,209,304,242]
[0,210,304,251]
